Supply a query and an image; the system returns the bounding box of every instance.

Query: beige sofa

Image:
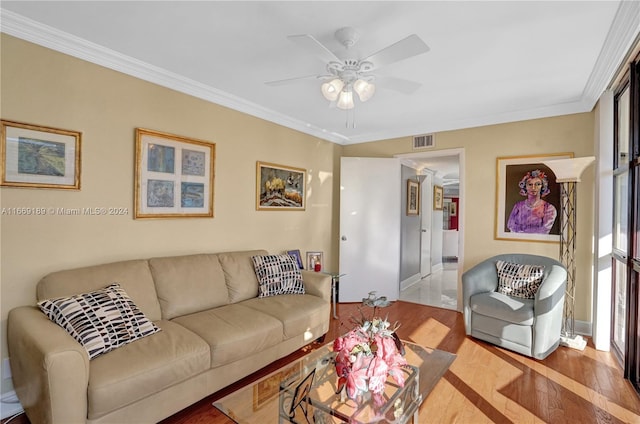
[7,249,331,424]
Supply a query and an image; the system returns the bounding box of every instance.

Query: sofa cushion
[241,294,329,339]
[252,255,305,297]
[37,259,162,321]
[149,254,229,320]
[495,260,545,299]
[87,319,210,419]
[218,250,267,302]
[38,283,161,359]
[470,291,535,325]
[171,304,283,367]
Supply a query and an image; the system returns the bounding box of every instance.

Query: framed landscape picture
[134,128,215,219]
[1,120,81,190]
[495,152,572,242]
[256,161,305,211]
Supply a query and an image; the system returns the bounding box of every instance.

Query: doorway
[396,149,464,311]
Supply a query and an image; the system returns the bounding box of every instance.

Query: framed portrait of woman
[495,153,572,243]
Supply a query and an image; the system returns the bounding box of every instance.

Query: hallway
[399,261,458,310]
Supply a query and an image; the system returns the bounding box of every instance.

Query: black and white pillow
[252,254,305,298]
[38,283,161,360]
[495,260,545,299]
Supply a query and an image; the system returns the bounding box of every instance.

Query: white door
[339,157,401,302]
[420,173,432,277]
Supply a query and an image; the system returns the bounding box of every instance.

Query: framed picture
[287,249,304,269]
[449,201,457,217]
[433,185,444,210]
[256,161,306,211]
[495,152,572,242]
[406,179,420,215]
[306,251,324,271]
[134,128,215,219]
[1,120,81,190]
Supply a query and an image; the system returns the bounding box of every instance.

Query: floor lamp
[542,156,595,351]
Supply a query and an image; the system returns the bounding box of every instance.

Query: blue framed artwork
[135,128,215,218]
[1,120,81,190]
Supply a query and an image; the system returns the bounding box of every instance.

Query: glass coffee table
[214,341,455,423]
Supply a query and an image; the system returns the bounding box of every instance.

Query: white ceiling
[1,1,638,147]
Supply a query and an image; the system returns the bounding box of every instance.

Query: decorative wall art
[287,249,304,269]
[406,179,420,216]
[306,251,324,272]
[256,161,305,211]
[495,152,572,242]
[433,185,444,210]
[134,128,215,219]
[1,120,81,189]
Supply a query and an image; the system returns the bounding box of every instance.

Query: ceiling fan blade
[265,74,324,86]
[363,34,430,70]
[287,34,341,64]
[375,75,422,94]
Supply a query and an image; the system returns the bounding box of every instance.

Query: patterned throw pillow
[495,260,545,299]
[38,283,161,360]
[251,254,305,298]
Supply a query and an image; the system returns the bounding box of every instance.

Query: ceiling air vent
[412,134,434,150]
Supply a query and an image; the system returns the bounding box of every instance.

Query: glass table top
[214,341,455,423]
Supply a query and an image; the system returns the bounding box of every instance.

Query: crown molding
[2,6,637,146]
[582,0,640,107]
[0,9,349,145]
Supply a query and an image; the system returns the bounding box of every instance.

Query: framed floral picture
[495,152,572,242]
[1,120,81,190]
[134,128,215,219]
[256,161,305,211]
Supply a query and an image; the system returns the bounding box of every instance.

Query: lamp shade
[542,156,595,182]
[353,79,376,102]
[321,79,344,101]
[336,90,354,110]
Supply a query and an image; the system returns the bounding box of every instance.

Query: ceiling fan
[265,27,430,110]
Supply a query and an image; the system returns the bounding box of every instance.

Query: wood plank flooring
[4,301,640,423]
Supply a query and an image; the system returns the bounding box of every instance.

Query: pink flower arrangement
[333,316,407,400]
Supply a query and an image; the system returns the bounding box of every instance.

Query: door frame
[396,148,465,311]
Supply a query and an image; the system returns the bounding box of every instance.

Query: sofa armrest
[461,259,500,334]
[8,306,90,424]
[532,264,567,357]
[301,270,331,302]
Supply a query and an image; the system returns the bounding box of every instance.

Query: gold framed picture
[134,128,215,219]
[495,152,572,242]
[407,179,419,215]
[256,161,305,211]
[1,120,81,190]
[433,185,444,210]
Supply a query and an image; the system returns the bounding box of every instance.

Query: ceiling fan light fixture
[336,90,354,110]
[321,79,344,101]
[353,78,376,102]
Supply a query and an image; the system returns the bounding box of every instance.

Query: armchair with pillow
[462,253,567,360]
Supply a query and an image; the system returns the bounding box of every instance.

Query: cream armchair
[462,254,567,360]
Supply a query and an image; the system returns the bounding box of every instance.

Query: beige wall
[0,35,341,394]
[1,34,598,398]
[343,112,596,323]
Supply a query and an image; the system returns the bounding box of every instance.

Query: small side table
[322,272,345,319]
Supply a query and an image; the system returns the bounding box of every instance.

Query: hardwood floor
[5,301,640,424]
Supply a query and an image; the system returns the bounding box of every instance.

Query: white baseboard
[400,273,422,291]
[575,319,592,337]
[1,391,24,419]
